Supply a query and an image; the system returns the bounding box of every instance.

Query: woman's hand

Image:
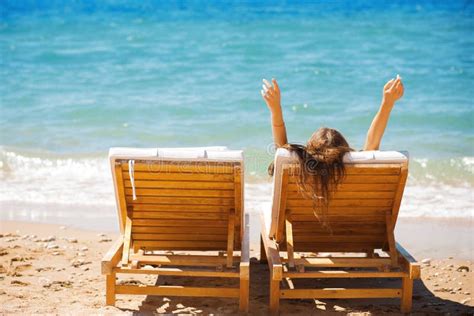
[261,78,288,147]
[382,75,404,106]
[364,75,404,151]
[261,78,281,114]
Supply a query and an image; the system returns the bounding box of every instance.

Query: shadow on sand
[121,258,473,315]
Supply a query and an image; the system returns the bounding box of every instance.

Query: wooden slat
[125,188,234,198]
[275,166,290,242]
[131,204,229,212]
[280,288,402,299]
[391,162,409,223]
[283,270,407,278]
[121,162,235,174]
[285,211,295,268]
[287,191,395,199]
[259,213,284,273]
[397,242,420,279]
[293,235,385,243]
[288,183,398,192]
[286,199,393,207]
[291,222,386,232]
[134,240,227,250]
[128,254,239,266]
[133,219,227,227]
[270,278,280,312]
[114,164,128,232]
[131,211,227,220]
[225,208,236,267]
[132,233,227,241]
[239,277,249,312]
[287,257,392,267]
[124,180,235,190]
[293,231,386,238]
[289,175,400,184]
[401,277,414,312]
[293,223,385,233]
[291,215,386,222]
[123,172,234,182]
[101,237,124,274]
[294,229,386,236]
[233,165,243,243]
[132,226,227,234]
[291,242,385,252]
[385,212,398,266]
[115,267,239,278]
[287,164,401,175]
[290,213,387,221]
[288,206,391,215]
[126,196,234,206]
[345,166,400,174]
[116,285,239,298]
[332,191,396,200]
[121,217,132,266]
[106,273,115,305]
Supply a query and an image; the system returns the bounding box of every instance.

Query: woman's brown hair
[269,127,353,223]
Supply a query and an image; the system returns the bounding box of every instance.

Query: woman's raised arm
[363,76,404,151]
[261,78,288,148]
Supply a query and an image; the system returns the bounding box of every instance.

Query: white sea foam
[401,184,473,218]
[462,157,474,172]
[0,150,115,207]
[0,149,473,222]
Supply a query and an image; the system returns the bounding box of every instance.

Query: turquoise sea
[0,1,473,228]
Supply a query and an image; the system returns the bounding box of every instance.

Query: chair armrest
[259,212,283,281]
[101,236,124,275]
[396,242,420,279]
[240,213,250,279]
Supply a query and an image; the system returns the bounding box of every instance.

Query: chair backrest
[109,147,244,251]
[269,148,408,253]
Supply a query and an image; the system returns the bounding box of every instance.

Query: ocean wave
[0,149,115,206]
[0,148,472,218]
[409,157,474,186]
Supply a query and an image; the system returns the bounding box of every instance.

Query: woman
[260,76,404,219]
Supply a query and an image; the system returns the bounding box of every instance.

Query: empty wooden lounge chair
[260,148,420,313]
[101,147,249,312]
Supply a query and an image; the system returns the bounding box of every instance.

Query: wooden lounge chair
[260,148,420,313]
[101,147,249,312]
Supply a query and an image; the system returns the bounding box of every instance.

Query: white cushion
[274,148,408,164]
[108,146,243,162]
[345,150,409,163]
[157,148,206,159]
[109,147,158,158]
[206,150,244,160]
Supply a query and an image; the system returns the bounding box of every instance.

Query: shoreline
[0,220,473,314]
[1,180,472,228]
[1,213,473,260]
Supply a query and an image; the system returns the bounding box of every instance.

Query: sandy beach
[1,219,472,315]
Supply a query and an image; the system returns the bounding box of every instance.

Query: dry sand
[1,220,473,315]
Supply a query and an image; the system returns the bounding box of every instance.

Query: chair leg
[269,278,280,315]
[401,276,413,313]
[239,278,250,312]
[260,235,268,263]
[106,272,116,306]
